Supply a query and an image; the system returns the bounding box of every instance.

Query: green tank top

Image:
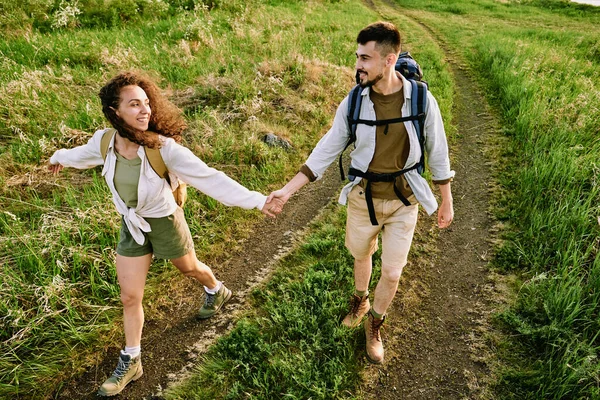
[114,152,141,208]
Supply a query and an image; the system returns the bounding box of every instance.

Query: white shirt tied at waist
[120,206,152,244]
[304,73,455,215]
[50,129,267,245]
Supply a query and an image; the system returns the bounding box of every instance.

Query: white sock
[204,281,222,295]
[124,346,141,358]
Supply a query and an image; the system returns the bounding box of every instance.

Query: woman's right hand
[48,162,64,175]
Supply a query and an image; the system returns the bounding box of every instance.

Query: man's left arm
[424,92,455,229]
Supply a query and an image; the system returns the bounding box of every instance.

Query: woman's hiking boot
[342,294,370,328]
[97,351,143,397]
[364,311,385,364]
[198,284,232,319]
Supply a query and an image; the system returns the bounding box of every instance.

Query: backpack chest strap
[348,165,418,226]
[348,114,423,127]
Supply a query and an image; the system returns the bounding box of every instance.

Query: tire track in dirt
[359,2,502,399]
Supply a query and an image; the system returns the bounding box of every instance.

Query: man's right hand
[266,189,291,209]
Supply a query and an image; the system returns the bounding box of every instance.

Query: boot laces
[369,316,385,341]
[204,292,216,308]
[112,356,132,381]
[349,295,363,316]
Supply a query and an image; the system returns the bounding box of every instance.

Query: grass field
[1,0,457,397]
[168,0,600,398]
[2,0,600,398]
[0,0,369,396]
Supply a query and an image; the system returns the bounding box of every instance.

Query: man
[267,21,454,364]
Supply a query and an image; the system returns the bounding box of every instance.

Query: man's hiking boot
[342,294,370,328]
[364,312,385,364]
[198,284,232,319]
[97,351,143,397]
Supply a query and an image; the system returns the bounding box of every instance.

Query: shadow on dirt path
[57,164,344,399]
[361,5,501,400]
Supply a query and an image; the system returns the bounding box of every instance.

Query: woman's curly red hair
[99,71,186,148]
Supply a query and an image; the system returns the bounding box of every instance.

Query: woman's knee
[175,259,203,277]
[174,255,211,278]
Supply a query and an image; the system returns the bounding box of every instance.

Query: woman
[48,71,280,396]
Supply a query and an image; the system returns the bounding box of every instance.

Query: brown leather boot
[364,311,385,364]
[342,294,370,328]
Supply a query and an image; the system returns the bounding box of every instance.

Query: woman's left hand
[48,162,64,175]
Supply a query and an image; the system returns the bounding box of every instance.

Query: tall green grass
[475,31,600,398]
[392,0,600,397]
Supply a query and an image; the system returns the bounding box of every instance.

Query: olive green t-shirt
[359,88,413,200]
[114,152,141,208]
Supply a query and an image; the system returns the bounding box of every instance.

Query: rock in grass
[262,132,292,150]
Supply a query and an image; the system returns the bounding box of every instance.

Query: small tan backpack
[100,128,187,207]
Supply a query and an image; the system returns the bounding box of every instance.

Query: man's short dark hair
[356,21,401,57]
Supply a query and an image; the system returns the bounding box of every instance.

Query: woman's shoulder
[93,127,112,135]
[92,127,116,140]
[158,135,178,153]
[159,135,191,151]
[158,135,189,161]
[86,128,114,147]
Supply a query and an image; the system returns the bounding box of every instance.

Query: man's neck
[371,71,403,96]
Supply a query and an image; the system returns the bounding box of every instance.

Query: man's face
[355,41,386,88]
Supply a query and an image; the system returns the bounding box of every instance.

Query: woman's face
[115,85,151,131]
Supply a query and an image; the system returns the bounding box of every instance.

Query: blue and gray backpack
[338,52,429,226]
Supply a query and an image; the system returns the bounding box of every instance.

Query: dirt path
[360,4,500,399]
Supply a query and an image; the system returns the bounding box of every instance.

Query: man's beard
[359,72,383,88]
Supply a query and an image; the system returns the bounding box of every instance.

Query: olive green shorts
[116,207,194,260]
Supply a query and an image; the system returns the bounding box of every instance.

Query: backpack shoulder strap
[100,128,117,161]
[339,85,364,180]
[409,80,428,138]
[409,79,428,173]
[144,146,171,184]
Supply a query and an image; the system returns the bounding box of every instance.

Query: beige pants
[345,185,419,268]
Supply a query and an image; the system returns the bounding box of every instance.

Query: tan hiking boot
[198,284,232,319]
[97,351,143,397]
[342,294,370,328]
[364,312,385,364]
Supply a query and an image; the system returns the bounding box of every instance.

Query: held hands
[261,194,286,218]
[260,189,290,218]
[261,173,309,218]
[437,199,454,229]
